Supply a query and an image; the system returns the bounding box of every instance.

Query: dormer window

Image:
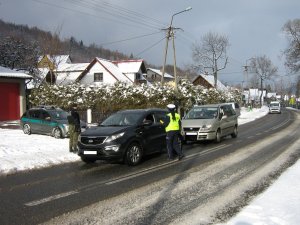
[94,73,103,82]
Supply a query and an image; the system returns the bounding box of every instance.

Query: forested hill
[0,19,136,64]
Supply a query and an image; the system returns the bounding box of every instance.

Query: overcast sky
[0,0,299,86]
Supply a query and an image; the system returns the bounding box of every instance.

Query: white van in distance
[269,101,281,114]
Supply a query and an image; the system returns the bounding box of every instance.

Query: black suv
[20,106,86,138]
[77,108,167,166]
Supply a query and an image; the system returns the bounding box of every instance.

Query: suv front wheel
[125,142,142,166]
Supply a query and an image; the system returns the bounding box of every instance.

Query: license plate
[84,151,97,155]
[186,132,197,135]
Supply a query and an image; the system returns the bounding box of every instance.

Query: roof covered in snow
[113,59,146,74]
[147,68,174,78]
[194,74,227,91]
[76,58,133,83]
[0,66,32,79]
[55,63,89,85]
[97,58,132,82]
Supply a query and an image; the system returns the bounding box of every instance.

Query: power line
[136,36,166,57]
[32,0,146,30]
[65,0,163,30]
[88,0,168,28]
[99,31,162,46]
[32,0,168,30]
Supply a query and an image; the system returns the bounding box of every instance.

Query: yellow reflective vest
[165,113,180,132]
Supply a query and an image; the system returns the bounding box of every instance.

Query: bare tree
[282,19,300,72]
[249,55,278,106]
[192,32,229,88]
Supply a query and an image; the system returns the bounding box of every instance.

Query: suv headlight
[104,132,125,143]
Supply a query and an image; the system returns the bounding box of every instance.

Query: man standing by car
[161,104,184,161]
[67,104,81,153]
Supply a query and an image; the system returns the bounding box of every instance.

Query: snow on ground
[224,160,300,225]
[1,105,300,224]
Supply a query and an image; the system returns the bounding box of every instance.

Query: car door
[153,111,167,145]
[221,105,235,135]
[39,110,53,134]
[28,110,42,132]
[140,112,164,153]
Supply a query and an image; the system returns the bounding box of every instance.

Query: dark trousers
[166,130,183,159]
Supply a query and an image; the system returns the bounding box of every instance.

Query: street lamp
[161,6,192,88]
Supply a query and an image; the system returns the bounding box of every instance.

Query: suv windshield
[101,112,142,126]
[48,110,69,120]
[185,107,218,119]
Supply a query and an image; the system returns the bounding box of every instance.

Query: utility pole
[161,7,192,89]
[161,28,171,85]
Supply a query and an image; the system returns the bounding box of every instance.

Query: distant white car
[269,101,281,114]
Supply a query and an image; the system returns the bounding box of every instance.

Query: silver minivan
[181,103,238,143]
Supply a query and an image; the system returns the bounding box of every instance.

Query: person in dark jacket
[161,104,185,161]
[67,104,81,153]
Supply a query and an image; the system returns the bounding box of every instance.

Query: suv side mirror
[143,120,153,126]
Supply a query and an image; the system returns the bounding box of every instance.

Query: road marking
[24,190,79,207]
[106,144,228,185]
[271,120,289,130]
[24,144,228,206]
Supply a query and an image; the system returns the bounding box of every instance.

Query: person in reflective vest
[163,104,185,161]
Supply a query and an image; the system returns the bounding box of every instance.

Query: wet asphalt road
[0,108,298,225]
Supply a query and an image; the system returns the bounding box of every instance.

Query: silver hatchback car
[181,103,238,143]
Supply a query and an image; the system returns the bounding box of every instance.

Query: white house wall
[80,62,118,85]
[125,68,143,82]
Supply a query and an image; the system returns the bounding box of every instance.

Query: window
[40,111,50,120]
[223,105,234,116]
[29,110,40,119]
[135,73,141,80]
[94,73,103,82]
[144,114,155,122]
[154,112,167,123]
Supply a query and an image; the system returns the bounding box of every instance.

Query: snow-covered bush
[29,80,241,113]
